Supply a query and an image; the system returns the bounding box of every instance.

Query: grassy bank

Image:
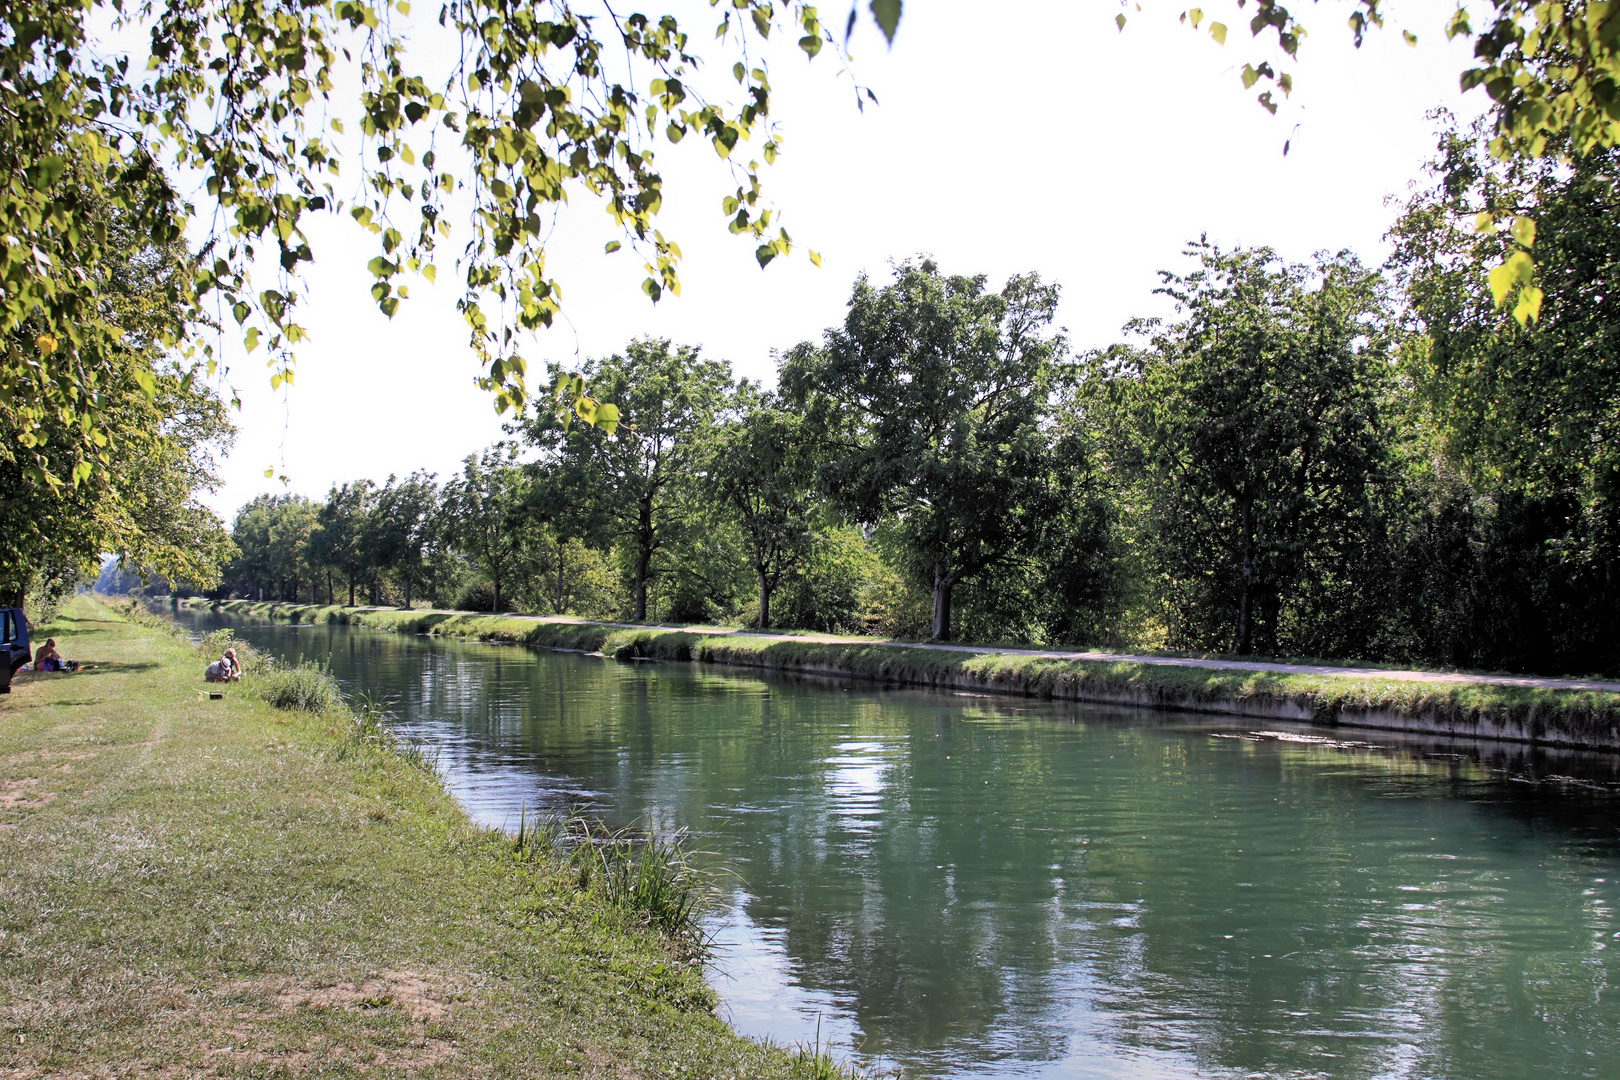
[0,597,847,1077]
[196,599,1620,749]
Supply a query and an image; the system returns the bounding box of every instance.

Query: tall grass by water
[512,809,717,954]
[257,659,344,712]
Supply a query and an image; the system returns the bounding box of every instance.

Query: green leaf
[1209,21,1227,44]
[1187,7,1203,27]
[1116,13,1127,31]
[869,0,901,43]
[596,402,620,435]
[1403,29,1418,46]
[1488,250,1536,308]
[1513,284,1544,325]
[1511,215,1537,247]
[809,250,822,268]
[605,240,622,253]
[244,327,261,353]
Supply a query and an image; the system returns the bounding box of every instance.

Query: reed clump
[512,810,716,954]
[257,660,345,712]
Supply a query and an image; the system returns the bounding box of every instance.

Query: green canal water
[178,611,1620,1079]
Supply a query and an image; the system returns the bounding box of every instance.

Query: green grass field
[0,597,848,1078]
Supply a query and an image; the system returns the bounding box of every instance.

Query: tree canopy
[1119,243,1394,655]
[781,260,1066,641]
[5,0,1615,494]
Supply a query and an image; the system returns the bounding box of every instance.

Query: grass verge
[194,599,1620,748]
[0,596,853,1078]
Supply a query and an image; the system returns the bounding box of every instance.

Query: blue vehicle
[1,608,30,693]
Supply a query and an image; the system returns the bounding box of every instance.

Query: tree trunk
[327,570,334,605]
[1234,497,1254,655]
[633,498,655,622]
[931,562,953,642]
[632,548,651,622]
[491,576,501,613]
[402,579,412,610]
[554,543,565,615]
[348,580,355,607]
[757,566,770,630]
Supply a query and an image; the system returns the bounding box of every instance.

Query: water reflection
[180,611,1620,1079]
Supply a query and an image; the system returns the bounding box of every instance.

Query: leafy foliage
[8,0,1613,492]
[199,218,1620,677]
[0,201,233,608]
[524,340,734,621]
[705,387,814,629]
[0,0,883,484]
[1117,242,1396,656]
[781,260,1069,641]
[440,445,532,612]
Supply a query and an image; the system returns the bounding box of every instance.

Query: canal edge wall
[625,637,1620,751]
[200,601,1620,752]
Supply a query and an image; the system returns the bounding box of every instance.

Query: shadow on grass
[42,616,113,636]
[19,661,162,679]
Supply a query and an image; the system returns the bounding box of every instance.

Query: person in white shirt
[204,647,241,682]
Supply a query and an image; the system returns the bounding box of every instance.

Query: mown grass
[0,596,856,1078]
[193,599,1620,747]
[599,628,1620,747]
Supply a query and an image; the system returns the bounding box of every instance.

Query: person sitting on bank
[34,639,63,672]
[204,647,241,683]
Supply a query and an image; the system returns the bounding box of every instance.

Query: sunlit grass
[196,599,1620,748]
[0,596,860,1078]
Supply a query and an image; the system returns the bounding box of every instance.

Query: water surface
[179,610,1620,1079]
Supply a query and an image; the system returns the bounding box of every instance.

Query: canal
[178,610,1620,1079]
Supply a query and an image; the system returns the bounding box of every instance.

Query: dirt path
[350,608,1620,694]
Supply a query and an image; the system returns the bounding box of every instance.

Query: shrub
[453,581,519,614]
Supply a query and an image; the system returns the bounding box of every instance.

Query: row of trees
[211,119,1620,675]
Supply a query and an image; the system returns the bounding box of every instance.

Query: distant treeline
[199,123,1620,676]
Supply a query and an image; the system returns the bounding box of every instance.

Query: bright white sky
[161,0,1486,519]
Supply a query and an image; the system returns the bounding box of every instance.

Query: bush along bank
[6,597,855,1078]
[193,600,1620,750]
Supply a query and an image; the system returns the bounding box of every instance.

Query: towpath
[333,607,1620,695]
